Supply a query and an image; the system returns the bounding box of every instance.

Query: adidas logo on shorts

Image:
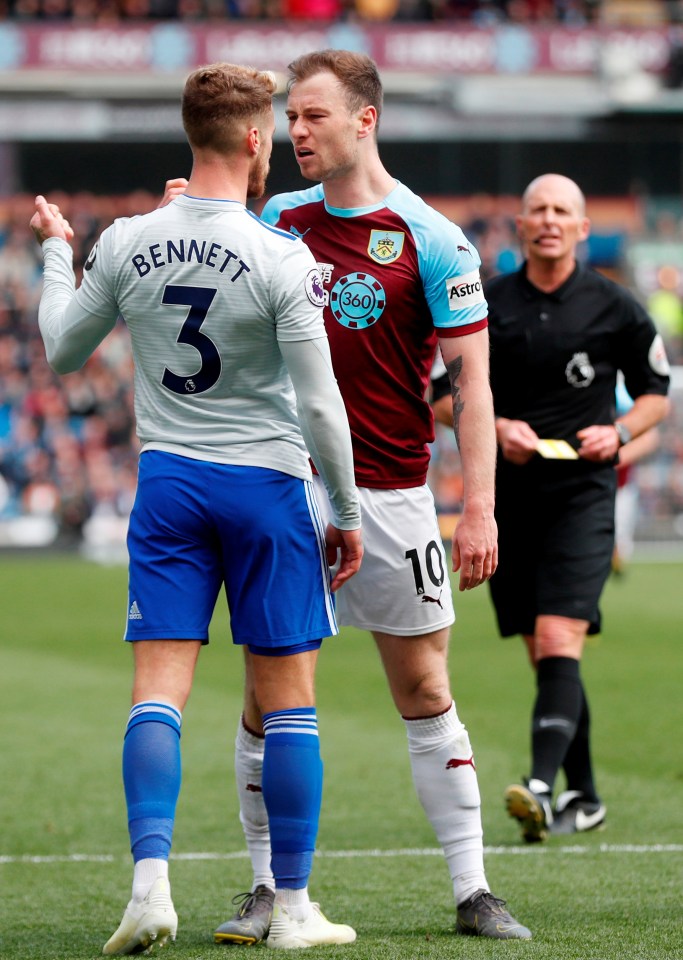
[128,601,143,620]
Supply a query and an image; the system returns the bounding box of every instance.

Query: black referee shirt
[485,262,670,447]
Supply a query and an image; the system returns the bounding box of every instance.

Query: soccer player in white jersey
[206,50,532,943]
[30,62,363,954]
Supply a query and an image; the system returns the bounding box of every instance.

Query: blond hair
[182,62,276,153]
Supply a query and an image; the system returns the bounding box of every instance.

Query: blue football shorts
[125,451,336,651]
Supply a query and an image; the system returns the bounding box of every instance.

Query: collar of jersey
[520,260,581,301]
[323,180,402,219]
[177,194,245,208]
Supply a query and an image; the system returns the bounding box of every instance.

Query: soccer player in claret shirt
[209,49,532,945]
[31,61,363,954]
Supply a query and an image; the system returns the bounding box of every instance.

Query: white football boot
[266,902,356,949]
[103,876,177,955]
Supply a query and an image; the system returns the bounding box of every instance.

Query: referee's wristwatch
[614,421,633,447]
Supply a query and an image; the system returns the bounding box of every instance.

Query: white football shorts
[313,477,455,636]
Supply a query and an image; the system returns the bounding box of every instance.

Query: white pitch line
[2,844,682,865]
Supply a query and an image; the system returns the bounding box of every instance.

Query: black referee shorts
[489,458,617,638]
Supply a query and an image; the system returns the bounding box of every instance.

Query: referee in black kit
[485,174,670,843]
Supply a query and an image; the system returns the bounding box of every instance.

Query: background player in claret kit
[612,379,660,575]
[205,48,532,944]
[30,62,363,953]
[484,173,670,843]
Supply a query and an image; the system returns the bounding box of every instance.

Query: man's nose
[290,117,307,138]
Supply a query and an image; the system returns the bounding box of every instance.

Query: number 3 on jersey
[161,284,220,395]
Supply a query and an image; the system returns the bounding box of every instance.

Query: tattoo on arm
[446,355,464,448]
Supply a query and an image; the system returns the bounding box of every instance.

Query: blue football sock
[122,701,182,863]
[261,707,322,890]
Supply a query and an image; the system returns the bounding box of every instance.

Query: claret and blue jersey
[261,181,488,490]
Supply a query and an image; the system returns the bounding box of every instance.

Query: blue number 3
[161,284,221,395]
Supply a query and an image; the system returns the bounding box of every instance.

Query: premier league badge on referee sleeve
[648,333,671,376]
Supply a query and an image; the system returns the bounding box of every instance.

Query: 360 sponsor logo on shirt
[330,272,386,329]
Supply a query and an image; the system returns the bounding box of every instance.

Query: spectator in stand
[285,0,343,16]
[505,0,554,20]
[646,265,683,364]
[40,0,71,18]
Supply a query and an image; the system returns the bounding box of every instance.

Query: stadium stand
[1,0,604,23]
[3,1,682,24]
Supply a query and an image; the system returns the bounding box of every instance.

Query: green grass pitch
[1,555,682,959]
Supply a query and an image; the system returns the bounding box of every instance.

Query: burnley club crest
[368,230,405,264]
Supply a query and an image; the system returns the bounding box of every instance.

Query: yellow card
[536,439,579,460]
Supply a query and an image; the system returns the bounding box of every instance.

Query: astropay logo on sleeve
[445,269,485,310]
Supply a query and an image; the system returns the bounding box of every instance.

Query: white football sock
[404,702,488,905]
[132,857,168,902]
[275,886,312,921]
[235,716,274,891]
[528,778,551,795]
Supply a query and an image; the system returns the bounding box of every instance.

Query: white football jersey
[58,194,328,480]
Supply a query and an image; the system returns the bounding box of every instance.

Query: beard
[247,154,270,200]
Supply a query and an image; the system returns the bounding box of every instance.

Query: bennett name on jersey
[130,237,250,281]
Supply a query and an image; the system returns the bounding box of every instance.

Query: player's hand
[576,424,621,462]
[157,177,189,208]
[451,508,498,591]
[325,524,363,592]
[497,417,538,465]
[30,195,74,245]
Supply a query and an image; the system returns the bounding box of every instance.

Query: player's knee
[535,615,586,659]
[396,671,451,716]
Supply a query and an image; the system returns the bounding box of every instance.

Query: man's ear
[515,214,525,243]
[357,105,377,141]
[246,127,260,156]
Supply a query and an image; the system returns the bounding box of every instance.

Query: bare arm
[617,425,660,470]
[439,329,498,591]
[577,394,670,462]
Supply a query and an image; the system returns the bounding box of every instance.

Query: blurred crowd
[0,0,613,25]
[0,192,157,552]
[1,188,682,553]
